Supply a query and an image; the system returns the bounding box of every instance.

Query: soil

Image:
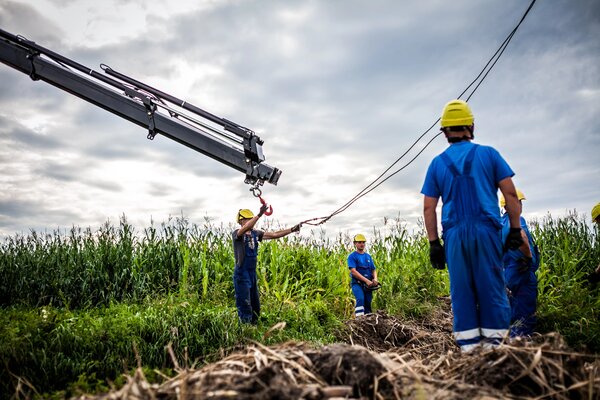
[75,298,599,400]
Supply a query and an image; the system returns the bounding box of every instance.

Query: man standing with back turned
[421,99,524,352]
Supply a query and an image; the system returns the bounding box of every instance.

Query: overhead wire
[301,0,537,226]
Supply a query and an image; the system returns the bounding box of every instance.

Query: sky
[0,0,599,241]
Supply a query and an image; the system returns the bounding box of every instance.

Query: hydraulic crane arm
[0,29,281,188]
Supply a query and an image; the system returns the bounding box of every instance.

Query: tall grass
[0,216,233,308]
[532,211,600,351]
[0,211,598,397]
[0,215,450,315]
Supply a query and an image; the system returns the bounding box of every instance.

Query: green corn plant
[200,241,209,298]
[179,242,191,296]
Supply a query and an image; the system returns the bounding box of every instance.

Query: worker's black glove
[429,239,446,270]
[505,228,524,251]
[291,223,302,233]
[258,204,268,217]
[517,256,532,274]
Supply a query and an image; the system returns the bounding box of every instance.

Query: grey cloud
[1,0,599,237]
[70,42,174,79]
[0,198,40,218]
[148,182,175,197]
[53,105,157,161]
[0,0,65,47]
[325,174,362,186]
[0,198,80,222]
[28,158,123,193]
[0,70,61,104]
[33,160,79,182]
[84,179,122,193]
[83,144,146,161]
[166,197,208,219]
[0,114,64,149]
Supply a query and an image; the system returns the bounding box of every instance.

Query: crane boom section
[0,29,281,186]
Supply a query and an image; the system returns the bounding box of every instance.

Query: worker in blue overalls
[347,233,380,317]
[233,207,302,324]
[421,99,524,352]
[500,189,539,337]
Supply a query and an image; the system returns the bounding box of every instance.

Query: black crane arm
[0,29,281,187]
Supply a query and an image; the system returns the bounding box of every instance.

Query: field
[0,212,599,399]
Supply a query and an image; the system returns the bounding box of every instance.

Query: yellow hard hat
[441,99,474,128]
[500,189,526,208]
[353,233,366,242]
[592,202,600,222]
[237,209,254,222]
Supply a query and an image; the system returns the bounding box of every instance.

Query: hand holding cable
[290,223,302,233]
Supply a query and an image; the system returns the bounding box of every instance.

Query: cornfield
[0,211,598,398]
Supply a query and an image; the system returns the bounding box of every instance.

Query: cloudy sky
[0,0,598,240]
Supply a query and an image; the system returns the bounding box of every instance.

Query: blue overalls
[440,145,510,350]
[348,252,376,316]
[502,215,539,337]
[234,231,260,324]
[351,283,373,317]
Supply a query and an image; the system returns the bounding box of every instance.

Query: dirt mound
[339,302,454,355]
[75,311,599,400]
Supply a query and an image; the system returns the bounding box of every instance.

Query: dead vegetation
[75,302,600,400]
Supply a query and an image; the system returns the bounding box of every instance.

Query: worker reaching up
[232,206,301,324]
[500,189,540,337]
[421,99,524,352]
[347,234,380,317]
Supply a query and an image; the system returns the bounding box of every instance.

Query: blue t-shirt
[420,141,514,229]
[347,251,376,282]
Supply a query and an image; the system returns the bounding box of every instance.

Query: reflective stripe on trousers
[351,282,373,317]
[445,223,510,348]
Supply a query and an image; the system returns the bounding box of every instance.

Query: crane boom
[0,29,281,187]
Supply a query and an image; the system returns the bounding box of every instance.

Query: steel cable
[301,0,537,226]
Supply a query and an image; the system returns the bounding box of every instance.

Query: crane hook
[258,195,273,216]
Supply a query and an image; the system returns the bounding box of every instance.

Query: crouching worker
[500,189,540,337]
[233,206,301,324]
[347,234,379,317]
